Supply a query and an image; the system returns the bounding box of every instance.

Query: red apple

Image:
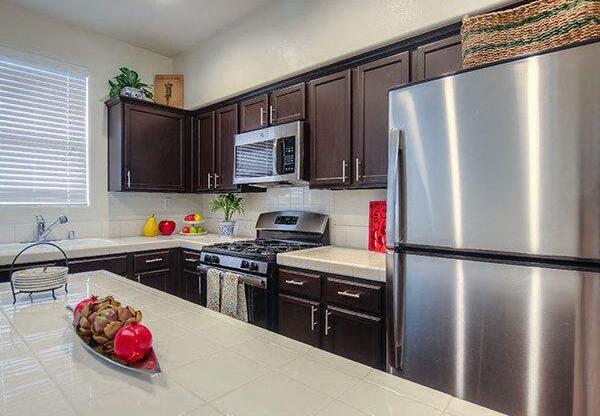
[73,295,97,321]
[184,213,195,221]
[113,322,153,363]
[158,219,176,236]
[182,226,190,233]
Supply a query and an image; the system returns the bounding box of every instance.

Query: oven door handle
[196,264,267,289]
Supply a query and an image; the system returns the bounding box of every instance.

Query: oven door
[197,264,272,329]
[233,121,305,186]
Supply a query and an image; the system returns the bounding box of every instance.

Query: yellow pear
[143,214,159,237]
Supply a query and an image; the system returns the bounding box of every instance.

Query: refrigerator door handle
[386,128,406,246]
[386,250,405,370]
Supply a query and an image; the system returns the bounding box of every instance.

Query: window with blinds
[0,48,88,205]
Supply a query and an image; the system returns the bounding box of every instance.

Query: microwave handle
[274,138,284,174]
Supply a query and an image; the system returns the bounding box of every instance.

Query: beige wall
[0,2,202,242]
[173,0,511,108]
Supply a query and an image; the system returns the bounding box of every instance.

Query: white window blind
[0,48,88,205]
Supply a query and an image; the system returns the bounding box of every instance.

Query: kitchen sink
[0,238,116,253]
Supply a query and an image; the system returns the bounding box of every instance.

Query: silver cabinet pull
[136,275,141,283]
[285,279,305,286]
[337,290,361,299]
[145,258,163,263]
[198,274,202,295]
[126,170,131,188]
[214,173,219,188]
[185,258,198,263]
[260,107,266,126]
[310,306,318,331]
[355,158,361,182]
[325,309,332,335]
[342,160,348,183]
[207,173,212,189]
[269,105,275,124]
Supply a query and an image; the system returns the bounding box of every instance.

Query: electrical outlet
[163,197,172,210]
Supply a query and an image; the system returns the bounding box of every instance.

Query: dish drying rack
[9,242,69,304]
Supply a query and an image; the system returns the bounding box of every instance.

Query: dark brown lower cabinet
[277,268,385,369]
[134,269,169,292]
[181,269,204,305]
[278,294,321,347]
[323,306,383,369]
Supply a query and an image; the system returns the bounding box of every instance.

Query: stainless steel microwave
[233,121,307,187]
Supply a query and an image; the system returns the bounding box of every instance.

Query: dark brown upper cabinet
[412,34,462,81]
[240,84,306,132]
[308,70,352,188]
[215,103,238,191]
[268,82,305,125]
[239,94,268,132]
[107,96,190,192]
[352,52,409,188]
[192,111,215,192]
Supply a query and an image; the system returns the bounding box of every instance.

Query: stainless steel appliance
[233,121,307,186]
[198,211,328,329]
[386,42,599,416]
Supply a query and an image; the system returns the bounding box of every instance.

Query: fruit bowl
[68,295,161,374]
[179,230,207,236]
[183,220,205,226]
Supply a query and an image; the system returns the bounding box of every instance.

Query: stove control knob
[203,255,212,263]
[240,260,250,269]
[212,256,220,264]
[249,262,259,271]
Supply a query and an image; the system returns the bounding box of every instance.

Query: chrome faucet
[35,215,68,241]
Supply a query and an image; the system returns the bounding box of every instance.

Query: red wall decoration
[368,200,387,253]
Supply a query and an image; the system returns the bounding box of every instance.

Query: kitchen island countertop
[0,270,505,416]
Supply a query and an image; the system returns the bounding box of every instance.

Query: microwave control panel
[282,136,296,174]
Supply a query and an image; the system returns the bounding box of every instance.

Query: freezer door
[388,42,600,259]
[388,252,599,416]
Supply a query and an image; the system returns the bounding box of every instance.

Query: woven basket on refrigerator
[461,0,600,68]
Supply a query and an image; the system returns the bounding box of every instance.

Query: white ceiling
[7,0,278,56]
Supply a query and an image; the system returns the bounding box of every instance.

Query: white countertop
[277,246,386,282]
[0,234,243,266]
[0,271,504,416]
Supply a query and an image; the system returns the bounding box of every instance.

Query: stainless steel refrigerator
[386,41,599,416]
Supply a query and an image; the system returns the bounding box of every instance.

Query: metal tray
[66,305,161,375]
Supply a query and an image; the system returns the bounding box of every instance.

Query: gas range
[201,239,318,276]
[198,211,329,329]
[199,211,329,277]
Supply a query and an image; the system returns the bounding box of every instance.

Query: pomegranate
[73,296,97,321]
[113,322,153,363]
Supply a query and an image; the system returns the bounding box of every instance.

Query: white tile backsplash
[0,186,384,249]
[201,187,386,249]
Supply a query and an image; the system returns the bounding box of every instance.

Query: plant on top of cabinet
[108,67,153,100]
[210,192,245,236]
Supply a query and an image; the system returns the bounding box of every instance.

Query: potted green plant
[108,67,153,100]
[210,193,245,236]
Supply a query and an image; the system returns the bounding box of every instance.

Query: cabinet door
[324,306,383,369]
[182,269,204,305]
[269,83,305,125]
[308,70,352,188]
[135,269,169,292]
[240,94,268,132]
[193,111,215,192]
[278,294,321,347]
[215,104,238,190]
[353,52,409,187]
[412,35,462,81]
[125,104,189,192]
